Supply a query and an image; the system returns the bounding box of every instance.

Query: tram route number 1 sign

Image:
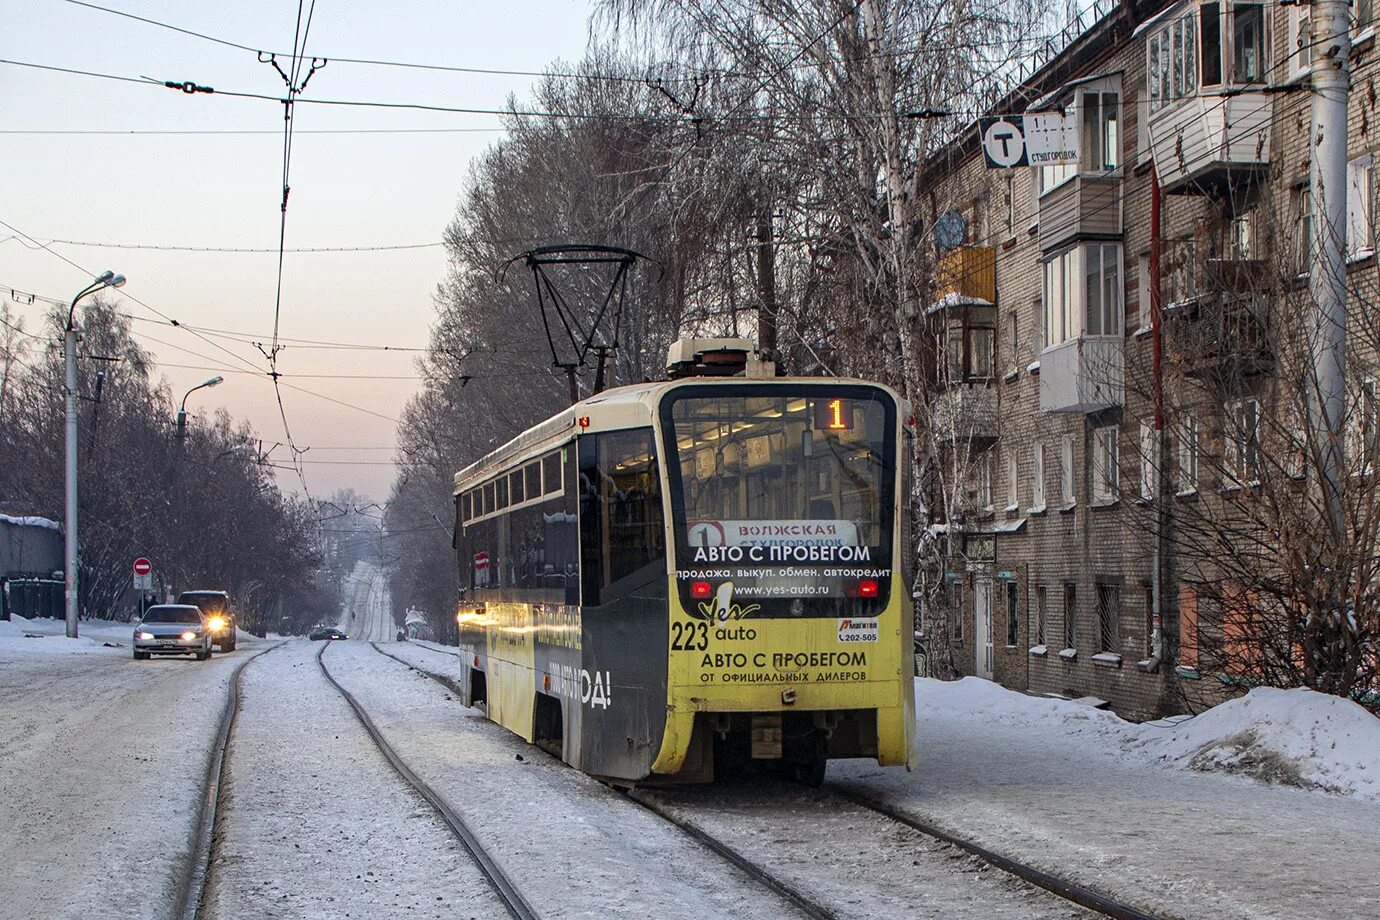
[980,112,1078,169]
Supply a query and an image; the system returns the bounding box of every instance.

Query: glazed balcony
[930,246,996,312]
[1039,337,1125,413]
[1038,174,1122,253]
[1137,1,1273,195]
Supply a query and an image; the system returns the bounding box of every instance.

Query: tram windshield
[661,385,895,617]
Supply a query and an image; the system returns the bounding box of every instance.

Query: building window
[1359,0,1376,35]
[1006,580,1020,646]
[1137,253,1151,330]
[967,325,995,380]
[1179,584,1199,668]
[1234,3,1267,83]
[1032,443,1046,509]
[1289,6,1313,81]
[1165,238,1196,305]
[1007,309,1019,373]
[1147,12,1197,113]
[1349,376,1379,470]
[1044,243,1123,346]
[1140,422,1157,501]
[1297,186,1313,276]
[977,452,994,511]
[1035,584,1047,646]
[1081,91,1120,172]
[1093,426,1119,502]
[1005,173,1016,233]
[1040,161,1077,195]
[1227,398,1261,486]
[1176,417,1199,494]
[1097,583,1120,653]
[1200,2,1222,86]
[1005,453,1019,510]
[1084,242,1123,336]
[1144,585,1156,657]
[1060,434,1076,506]
[1347,155,1374,262]
[952,584,965,641]
[1063,582,1077,650]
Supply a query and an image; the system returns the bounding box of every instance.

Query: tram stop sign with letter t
[980,112,1078,169]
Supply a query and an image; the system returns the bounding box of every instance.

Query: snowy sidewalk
[833,678,1380,920]
[0,633,264,920]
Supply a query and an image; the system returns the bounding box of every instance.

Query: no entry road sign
[133,557,152,576]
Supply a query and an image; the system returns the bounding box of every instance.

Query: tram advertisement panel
[661,385,896,621]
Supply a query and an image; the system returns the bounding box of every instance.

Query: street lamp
[64,270,125,639]
[176,376,224,441]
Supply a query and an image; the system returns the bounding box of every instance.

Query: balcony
[1039,337,1124,413]
[1161,243,1273,381]
[1038,174,1121,252]
[930,383,998,443]
[1138,2,1272,196]
[929,246,995,312]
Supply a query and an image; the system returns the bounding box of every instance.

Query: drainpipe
[1142,167,1165,673]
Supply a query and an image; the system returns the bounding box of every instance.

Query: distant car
[309,627,348,641]
[133,605,214,660]
[177,590,237,652]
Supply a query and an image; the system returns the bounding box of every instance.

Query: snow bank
[1130,688,1380,800]
[0,615,131,653]
[920,677,1380,801]
[0,513,60,530]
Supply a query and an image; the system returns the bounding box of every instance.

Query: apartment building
[920,0,1379,719]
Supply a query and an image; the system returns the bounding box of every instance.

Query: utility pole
[64,271,124,638]
[1308,4,1352,545]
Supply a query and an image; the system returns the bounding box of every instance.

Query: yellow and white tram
[452,340,916,783]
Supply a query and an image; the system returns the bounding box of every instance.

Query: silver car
[133,604,214,661]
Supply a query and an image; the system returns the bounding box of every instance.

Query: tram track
[317,641,539,920]
[172,639,287,920]
[387,639,1167,920]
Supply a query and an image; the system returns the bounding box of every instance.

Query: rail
[317,642,538,920]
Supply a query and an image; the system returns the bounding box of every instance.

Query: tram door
[974,578,994,680]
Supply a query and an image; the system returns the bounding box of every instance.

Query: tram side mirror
[801,428,814,458]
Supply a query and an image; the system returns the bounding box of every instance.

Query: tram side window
[579,429,664,607]
[525,461,542,500]
[543,452,562,494]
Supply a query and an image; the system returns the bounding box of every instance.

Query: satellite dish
[934,210,968,250]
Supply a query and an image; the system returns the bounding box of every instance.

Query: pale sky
[2,0,598,500]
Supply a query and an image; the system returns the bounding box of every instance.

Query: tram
[451,338,916,783]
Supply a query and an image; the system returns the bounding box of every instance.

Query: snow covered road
[5,605,1379,920]
[321,640,810,920]
[202,640,502,919]
[339,563,395,643]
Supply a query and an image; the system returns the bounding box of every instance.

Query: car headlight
[207,616,226,631]
[181,631,198,641]
[136,631,154,640]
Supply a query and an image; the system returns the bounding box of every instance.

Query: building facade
[921,0,1379,719]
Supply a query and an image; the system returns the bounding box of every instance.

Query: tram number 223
[670,620,709,651]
